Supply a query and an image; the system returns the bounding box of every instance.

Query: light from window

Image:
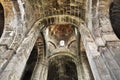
[60,40,65,47]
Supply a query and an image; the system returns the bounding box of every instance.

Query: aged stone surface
[0,0,120,80]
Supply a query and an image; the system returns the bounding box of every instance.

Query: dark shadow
[47,56,78,80]
[109,2,120,39]
[21,45,38,80]
[0,3,4,37]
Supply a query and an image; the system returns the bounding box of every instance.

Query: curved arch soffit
[32,15,92,65]
[48,52,79,65]
[35,15,85,32]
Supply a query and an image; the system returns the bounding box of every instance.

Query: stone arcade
[0,0,120,80]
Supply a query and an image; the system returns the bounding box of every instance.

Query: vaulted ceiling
[29,0,86,20]
[1,0,120,80]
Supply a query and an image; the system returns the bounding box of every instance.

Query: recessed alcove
[47,56,78,80]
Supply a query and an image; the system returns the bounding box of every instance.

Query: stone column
[76,62,84,80]
[31,59,48,80]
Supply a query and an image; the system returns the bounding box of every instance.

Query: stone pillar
[76,62,84,80]
[31,59,48,80]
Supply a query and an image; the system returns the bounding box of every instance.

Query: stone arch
[36,15,94,80]
[37,15,84,32]
[0,3,4,38]
[33,14,93,58]
[48,52,78,64]
[30,14,94,80]
[1,0,95,80]
[0,1,22,49]
[0,0,34,50]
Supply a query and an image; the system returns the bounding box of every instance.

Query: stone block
[95,37,105,47]
[0,46,7,54]
[102,33,120,43]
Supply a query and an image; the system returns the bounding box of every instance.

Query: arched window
[60,40,65,47]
